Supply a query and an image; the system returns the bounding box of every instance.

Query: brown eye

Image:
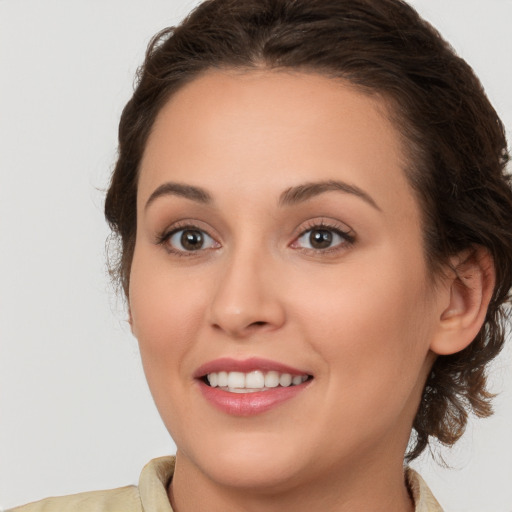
[181,229,204,250]
[309,229,333,249]
[294,225,352,252]
[167,227,218,252]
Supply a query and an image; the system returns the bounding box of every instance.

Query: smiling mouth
[203,370,311,393]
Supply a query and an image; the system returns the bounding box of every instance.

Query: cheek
[287,268,434,456]
[129,249,209,381]
[291,251,435,402]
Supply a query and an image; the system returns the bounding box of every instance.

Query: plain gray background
[1,1,511,510]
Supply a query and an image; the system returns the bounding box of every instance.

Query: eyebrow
[279,180,381,211]
[145,182,212,210]
[144,178,380,212]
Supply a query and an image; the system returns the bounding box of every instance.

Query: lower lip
[198,380,310,416]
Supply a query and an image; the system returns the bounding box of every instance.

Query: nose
[207,249,286,339]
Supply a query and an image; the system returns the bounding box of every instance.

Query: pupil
[310,229,332,249]
[181,230,203,250]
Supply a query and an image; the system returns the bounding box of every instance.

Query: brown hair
[105,0,512,460]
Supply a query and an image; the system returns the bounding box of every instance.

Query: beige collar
[406,467,444,512]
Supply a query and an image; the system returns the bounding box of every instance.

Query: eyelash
[291,220,355,254]
[156,219,355,257]
[156,222,219,257]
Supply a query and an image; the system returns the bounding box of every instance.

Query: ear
[127,305,134,333]
[430,246,495,356]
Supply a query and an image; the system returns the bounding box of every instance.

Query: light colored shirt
[9,457,443,511]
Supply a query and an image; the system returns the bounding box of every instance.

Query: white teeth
[206,370,309,391]
[245,370,265,388]
[279,373,292,387]
[264,371,280,388]
[292,375,303,386]
[217,371,228,387]
[227,371,245,388]
[208,372,218,387]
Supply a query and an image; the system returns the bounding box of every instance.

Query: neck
[168,449,415,512]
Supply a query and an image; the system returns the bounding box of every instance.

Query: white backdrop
[0,1,511,510]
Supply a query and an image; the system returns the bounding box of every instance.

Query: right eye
[164,227,219,254]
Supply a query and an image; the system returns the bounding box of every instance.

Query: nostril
[249,321,267,328]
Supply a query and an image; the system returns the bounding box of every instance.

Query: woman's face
[130,71,445,490]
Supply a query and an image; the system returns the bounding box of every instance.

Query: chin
[178,431,313,492]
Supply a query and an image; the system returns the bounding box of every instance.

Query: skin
[129,70,489,511]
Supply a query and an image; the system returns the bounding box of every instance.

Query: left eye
[167,228,217,252]
[295,227,349,250]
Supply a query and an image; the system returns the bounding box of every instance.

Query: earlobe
[430,247,495,356]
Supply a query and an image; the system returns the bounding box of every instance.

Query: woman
[7,0,512,510]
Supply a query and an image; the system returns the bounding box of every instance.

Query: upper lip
[194,357,311,378]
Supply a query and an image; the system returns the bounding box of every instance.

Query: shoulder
[7,486,140,512]
[7,456,176,512]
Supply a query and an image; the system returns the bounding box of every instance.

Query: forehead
[138,69,418,219]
